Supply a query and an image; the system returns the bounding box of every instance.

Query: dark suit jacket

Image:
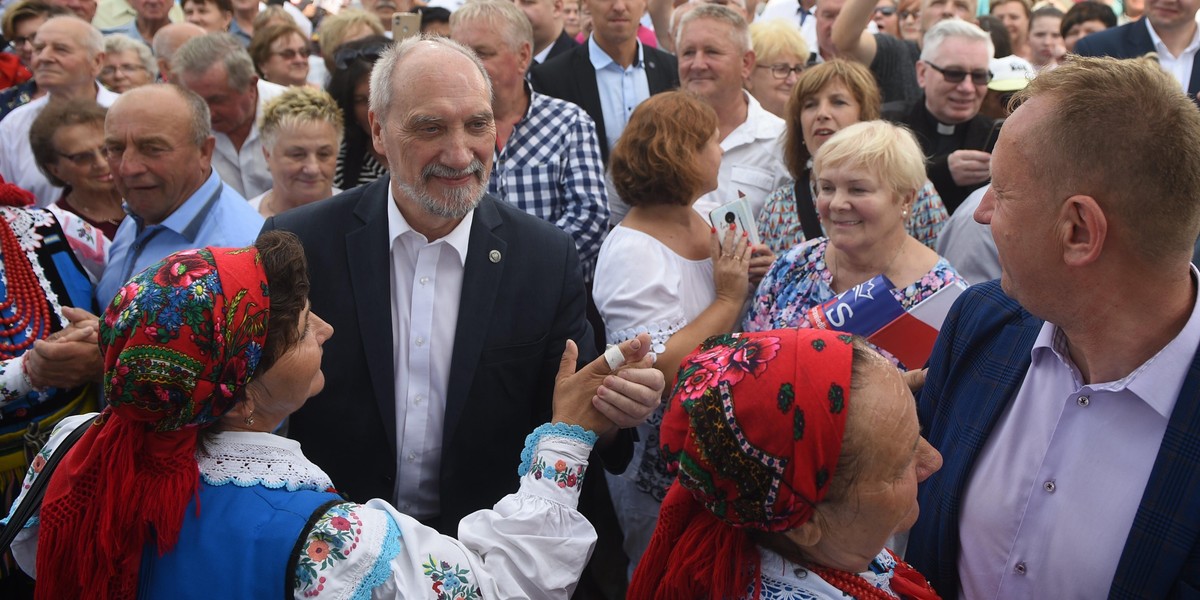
[883,97,993,214]
[1075,18,1200,100]
[262,177,597,533]
[908,281,1200,599]
[541,29,579,64]
[530,41,680,162]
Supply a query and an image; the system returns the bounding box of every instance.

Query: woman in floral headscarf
[4,232,665,599]
[629,328,943,599]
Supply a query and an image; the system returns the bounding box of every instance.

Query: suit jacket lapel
[443,197,506,447]
[1111,345,1200,597]
[644,49,673,94]
[573,49,605,148]
[346,177,399,447]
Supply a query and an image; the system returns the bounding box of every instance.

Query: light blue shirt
[97,170,264,306]
[100,20,147,45]
[588,36,651,154]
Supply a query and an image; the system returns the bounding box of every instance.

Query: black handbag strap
[795,168,824,241]
[0,414,98,553]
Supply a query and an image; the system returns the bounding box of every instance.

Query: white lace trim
[607,317,689,354]
[197,431,337,492]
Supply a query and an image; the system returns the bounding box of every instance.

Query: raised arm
[831,0,880,64]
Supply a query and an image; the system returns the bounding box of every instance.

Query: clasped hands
[552,333,665,437]
[24,306,104,389]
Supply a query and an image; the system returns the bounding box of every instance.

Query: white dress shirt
[1146,18,1200,92]
[0,85,119,208]
[958,268,1200,598]
[758,0,818,57]
[212,79,286,200]
[386,186,474,520]
[692,92,790,221]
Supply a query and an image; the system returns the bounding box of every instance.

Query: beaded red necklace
[807,551,942,600]
[0,214,50,359]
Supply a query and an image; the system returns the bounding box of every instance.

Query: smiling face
[260,32,311,86]
[47,122,115,196]
[265,119,339,207]
[31,18,103,94]
[678,17,754,107]
[100,49,152,93]
[252,304,335,415]
[801,79,862,156]
[749,51,804,117]
[816,161,911,255]
[183,0,233,32]
[1147,0,1200,33]
[991,0,1029,45]
[917,36,990,124]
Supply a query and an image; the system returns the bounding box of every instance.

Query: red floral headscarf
[35,246,270,600]
[629,329,855,600]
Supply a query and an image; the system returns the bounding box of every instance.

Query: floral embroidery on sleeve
[295,503,363,597]
[422,556,481,600]
[530,455,587,490]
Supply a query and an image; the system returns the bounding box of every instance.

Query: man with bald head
[263,35,647,534]
[0,15,115,207]
[150,21,206,82]
[96,84,262,305]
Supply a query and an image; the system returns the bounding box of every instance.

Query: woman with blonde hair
[747,19,809,118]
[252,87,343,217]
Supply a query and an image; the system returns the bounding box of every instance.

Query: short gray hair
[920,19,993,62]
[172,32,256,90]
[368,34,492,123]
[451,0,533,52]
[676,3,751,53]
[43,15,103,57]
[104,33,159,80]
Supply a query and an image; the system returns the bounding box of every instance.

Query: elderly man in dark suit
[1074,0,1200,97]
[262,35,654,535]
[907,55,1200,598]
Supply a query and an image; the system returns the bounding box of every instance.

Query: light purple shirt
[957,267,1200,598]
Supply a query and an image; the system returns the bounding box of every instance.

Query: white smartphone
[708,197,760,246]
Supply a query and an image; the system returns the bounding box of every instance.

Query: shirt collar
[386,184,474,266]
[721,91,784,149]
[129,169,223,242]
[588,35,643,71]
[1145,18,1200,59]
[1031,264,1200,418]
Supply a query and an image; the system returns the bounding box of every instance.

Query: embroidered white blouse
[5,414,598,599]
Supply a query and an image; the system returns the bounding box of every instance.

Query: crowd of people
[0,0,1197,596]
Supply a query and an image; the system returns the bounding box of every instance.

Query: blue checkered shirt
[488,87,609,279]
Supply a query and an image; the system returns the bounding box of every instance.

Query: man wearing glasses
[884,19,994,213]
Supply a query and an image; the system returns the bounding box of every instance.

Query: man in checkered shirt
[450,0,609,281]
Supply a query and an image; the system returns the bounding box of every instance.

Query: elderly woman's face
[260,32,311,87]
[99,49,152,93]
[250,303,335,416]
[748,51,804,118]
[800,79,862,156]
[265,118,339,206]
[816,161,910,255]
[803,359,942,571]
[47,122,115,197]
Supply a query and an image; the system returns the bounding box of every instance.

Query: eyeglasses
[899,9,920,19]
[57,147,106,167]
[272,47,310,60]
[757,63,805,79]
[874,6,896,16]
[7,36,32,50]
[99,64,147,77]
[334,42,389,70]
[925,62,991,85]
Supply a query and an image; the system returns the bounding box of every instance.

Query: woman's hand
[747,243,775,287]
[709,226,752,305]
[551,333,665,437]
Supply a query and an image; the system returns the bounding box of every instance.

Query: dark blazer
[540,29,579,64]
[907,281,1200,599]
[262,177,597,533]
[883,97,993,214]
[530,41,680,162]
[1075,18,1200,100]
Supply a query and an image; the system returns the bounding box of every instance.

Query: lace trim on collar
[197,431,337,493]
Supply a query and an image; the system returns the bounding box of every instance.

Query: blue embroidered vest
[138,481,342,599]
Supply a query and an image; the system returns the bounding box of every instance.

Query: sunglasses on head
[874,6,897,15]
[925,62,991,85]
[334,43,389,70]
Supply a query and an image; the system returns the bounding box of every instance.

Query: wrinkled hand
[948,150,991,187]
[747,243,775,287]
[552,333,665,436]
[46,307,100,341]
[902,368,926,396]
[25,326,103,389]
[710,226,752,304]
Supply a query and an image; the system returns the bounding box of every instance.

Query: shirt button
[406,452,416,463]
[1043,480,1056,493]
[1014,562,1027,575]
[415,336,425,347]
[419,276,429,285]
[414,394,423,406]
[1077,395,1090,407]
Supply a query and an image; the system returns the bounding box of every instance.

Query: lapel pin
[489,250,502,263]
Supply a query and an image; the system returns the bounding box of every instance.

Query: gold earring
[244,410,255,427]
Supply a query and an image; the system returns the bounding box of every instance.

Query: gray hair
[451,0,533,53]
[368,34,492,123]
[920,19,994,62]
[172,32,256,90]
[42,15,103,57]
[676,3,751,54]
[104,33,159,80]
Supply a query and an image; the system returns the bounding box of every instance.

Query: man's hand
[552,333,665,436]
[948,150,991,187]
[902,368,926,395]
[25,326,104,389]
[46,307,100,341]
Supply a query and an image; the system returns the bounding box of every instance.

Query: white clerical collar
[936,122,956,135]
